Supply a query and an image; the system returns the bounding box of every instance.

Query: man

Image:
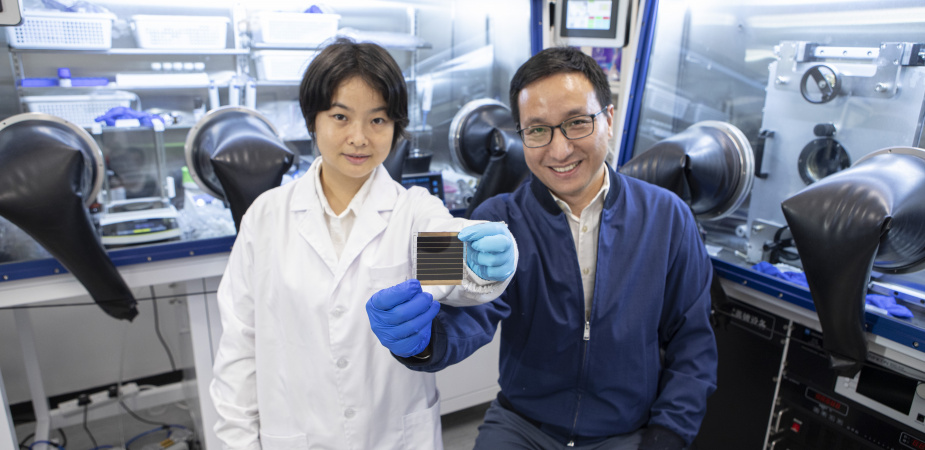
[367,46,717,449]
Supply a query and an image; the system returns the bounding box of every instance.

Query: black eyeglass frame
[515,107,608,148]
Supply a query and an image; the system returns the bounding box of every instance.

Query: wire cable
[149,286,177,372]
[18,431,34,449]
[83,403,99,449]
[117,318,130,450]
[17,429,65,450]
[125,424,188,449]
[119,398,169,427]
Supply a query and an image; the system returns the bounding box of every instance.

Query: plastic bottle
[245,79,257,109]
[57,67,72,87]
[208,81,220,111]
[228,77,242,107]
[107,169,126,202]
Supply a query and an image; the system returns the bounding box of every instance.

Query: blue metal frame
[0,236,236,283]
[530,0,544,55]
[713,258,925,355]
[712,258,816,312]
[617,0,659,167]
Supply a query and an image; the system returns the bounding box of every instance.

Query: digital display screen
[856,365,918,415]
[901,432,925,450]
[566,0,612,30]
[805,387,848,415]
[102,218,177,237]
[401,172,444,201]
[560,0,618,38]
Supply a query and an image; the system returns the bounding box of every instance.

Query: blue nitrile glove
[752,261,808,286]
[752,262,913,318]
[94,106,165,127]
[366,279,440,357]
[458,222,516,282]
[866,294,913,318]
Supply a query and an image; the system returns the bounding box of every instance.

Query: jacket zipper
[567,318,591,446]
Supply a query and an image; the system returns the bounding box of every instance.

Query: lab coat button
[337,358,349,368]
[331,307,344,318]
[344,408,356,418]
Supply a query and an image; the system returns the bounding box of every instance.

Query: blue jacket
[412,166,717,445]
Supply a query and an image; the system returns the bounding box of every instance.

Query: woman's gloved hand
[366,279,440,358]
[458,222,515,282]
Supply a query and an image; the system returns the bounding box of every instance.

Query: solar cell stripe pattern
[414,232,465,285]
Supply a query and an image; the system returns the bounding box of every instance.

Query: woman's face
[314,76,394,189]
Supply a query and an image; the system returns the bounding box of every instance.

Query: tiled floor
[14,400,492,449]
[441,401,491,450]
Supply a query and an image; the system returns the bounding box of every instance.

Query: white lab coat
[210,159,512,450]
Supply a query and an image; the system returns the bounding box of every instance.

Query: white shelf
[9,47,248,55]
[250,40,431,52]
[255,80,299,87]
[0,252,229,308]
[19,84,222,93]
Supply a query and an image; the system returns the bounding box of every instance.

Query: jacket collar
[529,163,622,215]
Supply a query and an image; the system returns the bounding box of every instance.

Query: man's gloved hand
[458,222,516,282]
[366,279,440,358]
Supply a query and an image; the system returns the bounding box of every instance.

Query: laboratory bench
[0,235,502,449]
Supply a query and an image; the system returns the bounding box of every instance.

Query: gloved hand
[366,279,440,358]
[458,222,515,282]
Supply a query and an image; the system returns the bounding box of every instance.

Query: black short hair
[299,37,409,149]
[508,46,612,127]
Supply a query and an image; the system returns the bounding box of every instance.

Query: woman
[209,38,516,449]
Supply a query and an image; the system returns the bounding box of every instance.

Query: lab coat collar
[292,157,398,277]
[290,158,398,213]
[336,165,396,276]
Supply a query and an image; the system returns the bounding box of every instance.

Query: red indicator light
[814,392,843,411]
[790,422,801,433]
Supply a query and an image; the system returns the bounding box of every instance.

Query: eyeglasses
[516,107,607,148]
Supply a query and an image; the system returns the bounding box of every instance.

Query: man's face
[517,72,613,210]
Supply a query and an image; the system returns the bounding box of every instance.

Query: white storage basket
[7,11,114,50]
[253,50,318,81]
[22,92,138,128]
[249,12,339,47]
[132,15,228,49]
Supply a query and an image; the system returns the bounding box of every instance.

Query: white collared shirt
[313,165,375,260]
[550,172,611,317]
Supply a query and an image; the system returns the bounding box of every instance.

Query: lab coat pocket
[401,394,442,449]
[260,432,309,450]
[369,260,411,290]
